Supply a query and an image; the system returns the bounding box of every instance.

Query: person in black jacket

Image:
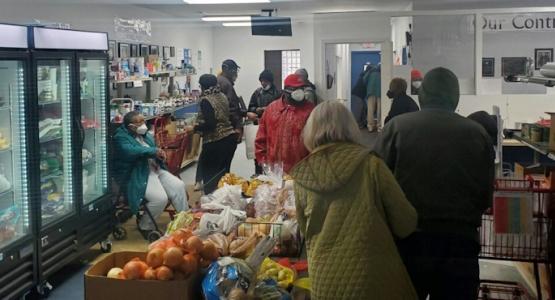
[247,70,281,175]
[384,78,419,124]
[247,70,281,122]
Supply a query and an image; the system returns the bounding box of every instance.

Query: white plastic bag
[195,206,246,237]
[244,124,258,160]
[201,184,245,211]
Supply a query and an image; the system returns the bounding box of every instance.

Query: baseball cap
[284,74,306,88]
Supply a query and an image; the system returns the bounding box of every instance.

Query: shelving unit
[505,75,555,87]
[113,69,196,100]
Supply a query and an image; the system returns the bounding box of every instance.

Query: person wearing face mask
[384,78,419,124]
[113,111,188,239]
[295,68,318,104]
[185,74,238,194]
[255,74,315,174]
[411,69,423,95]
[247,70,281,174]
[218,59,246,144]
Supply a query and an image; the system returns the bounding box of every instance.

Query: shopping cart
[479,178,555,300]
[152,115,190,176]
[478,280,530,300]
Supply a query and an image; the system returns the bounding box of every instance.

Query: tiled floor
[45,132,543,299]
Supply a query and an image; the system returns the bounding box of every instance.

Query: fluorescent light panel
[222,22,252,27]
[185,0,269,4]
[202,16,251,22]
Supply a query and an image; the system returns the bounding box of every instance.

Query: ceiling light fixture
[222,22,252,27]
[202,16,252,22]
[184,0,270,4]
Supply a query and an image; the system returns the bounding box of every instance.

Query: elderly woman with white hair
[290,100,418,300]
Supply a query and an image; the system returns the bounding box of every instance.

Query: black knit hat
[259,69,274,83]
[199,74,218,90]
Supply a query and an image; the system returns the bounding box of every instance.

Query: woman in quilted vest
[185,74,237,194]
[291,100,418,300]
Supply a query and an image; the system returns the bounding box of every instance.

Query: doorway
[324,43,382,129]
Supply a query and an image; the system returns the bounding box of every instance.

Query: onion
[107,267,124,279]
[156,266,174,281]
[172,229,193,245]
[144,268,157,280]
[182,236,203,254]
[123,261,146,280]
[180,253,199,276]
[146,248,165,268]
[200,241,220,262]
[163,247,184,268]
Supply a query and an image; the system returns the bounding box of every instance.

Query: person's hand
[184,125,195,133]
[256,107,265,115]
[247,112,258,121]
[156,149,167,161]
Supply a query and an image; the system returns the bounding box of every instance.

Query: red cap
[284,74,306,88]
[411,69,423,80]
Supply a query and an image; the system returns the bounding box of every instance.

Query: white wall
[0,2,214,101]
[211,19,314,102]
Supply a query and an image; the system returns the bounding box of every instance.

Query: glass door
[0,59,30,249]
[37,59,74,227]
[79,59,108,205]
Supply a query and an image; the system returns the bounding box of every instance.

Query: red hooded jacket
[255,96,315,174]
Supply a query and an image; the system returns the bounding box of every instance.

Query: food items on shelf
[0,132,9,150]
[258,258,295,289]
[0,206,18,244]
[82,148,93,165]
[38,118,63,141]
[0,172,11,194]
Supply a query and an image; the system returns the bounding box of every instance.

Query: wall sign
[483,13,555,32]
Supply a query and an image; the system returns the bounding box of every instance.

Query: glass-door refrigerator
[29,27,112,295]
[0,24,35,300]
[76,52,113,252]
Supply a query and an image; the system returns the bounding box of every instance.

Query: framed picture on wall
[108,40,116,61]
[130,44,139,57]
[482,57,495,77]
[118,42,130,58]
[163,46,170,60]
[170,46,176,58]
[140,44,149,57]
[535,48,553,70]
[149,45,159,56]
[501,57,528,77]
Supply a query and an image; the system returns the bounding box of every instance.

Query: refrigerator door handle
[75,117,85,148]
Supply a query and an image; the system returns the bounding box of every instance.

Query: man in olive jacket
[374,67,494,300]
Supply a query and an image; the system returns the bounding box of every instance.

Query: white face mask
[135,124,148,135]
[290,89,305,102]
[263,84,271,91]
[412,81,422,89]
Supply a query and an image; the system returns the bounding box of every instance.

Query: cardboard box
[85,251,201,300]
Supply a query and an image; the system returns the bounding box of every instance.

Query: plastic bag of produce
[195,206,245,237]
[257,258,295,289]
[201,184,245,211]
[253,185,280,219]
[254,280,292,300]
[165,210,195,235]
[202,257,254,300]
[244,124,258,160]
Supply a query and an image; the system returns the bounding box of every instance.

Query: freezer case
[76,55,113,251]
[32,53,81,287]
[0,54,35,299]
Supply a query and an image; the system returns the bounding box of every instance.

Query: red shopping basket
[153,116,190,175]
[479,178,553,262]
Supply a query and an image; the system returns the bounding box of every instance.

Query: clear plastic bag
[195,207,246,237]
[253,184,280,219]
[201,184,245,211]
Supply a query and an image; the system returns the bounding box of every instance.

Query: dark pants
[397,232,480,300]
[254,159,263,175]
[197,134,237,194]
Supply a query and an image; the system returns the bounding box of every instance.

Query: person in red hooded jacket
[255,74,316,174]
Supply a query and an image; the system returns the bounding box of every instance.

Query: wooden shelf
[113,78,152,84]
